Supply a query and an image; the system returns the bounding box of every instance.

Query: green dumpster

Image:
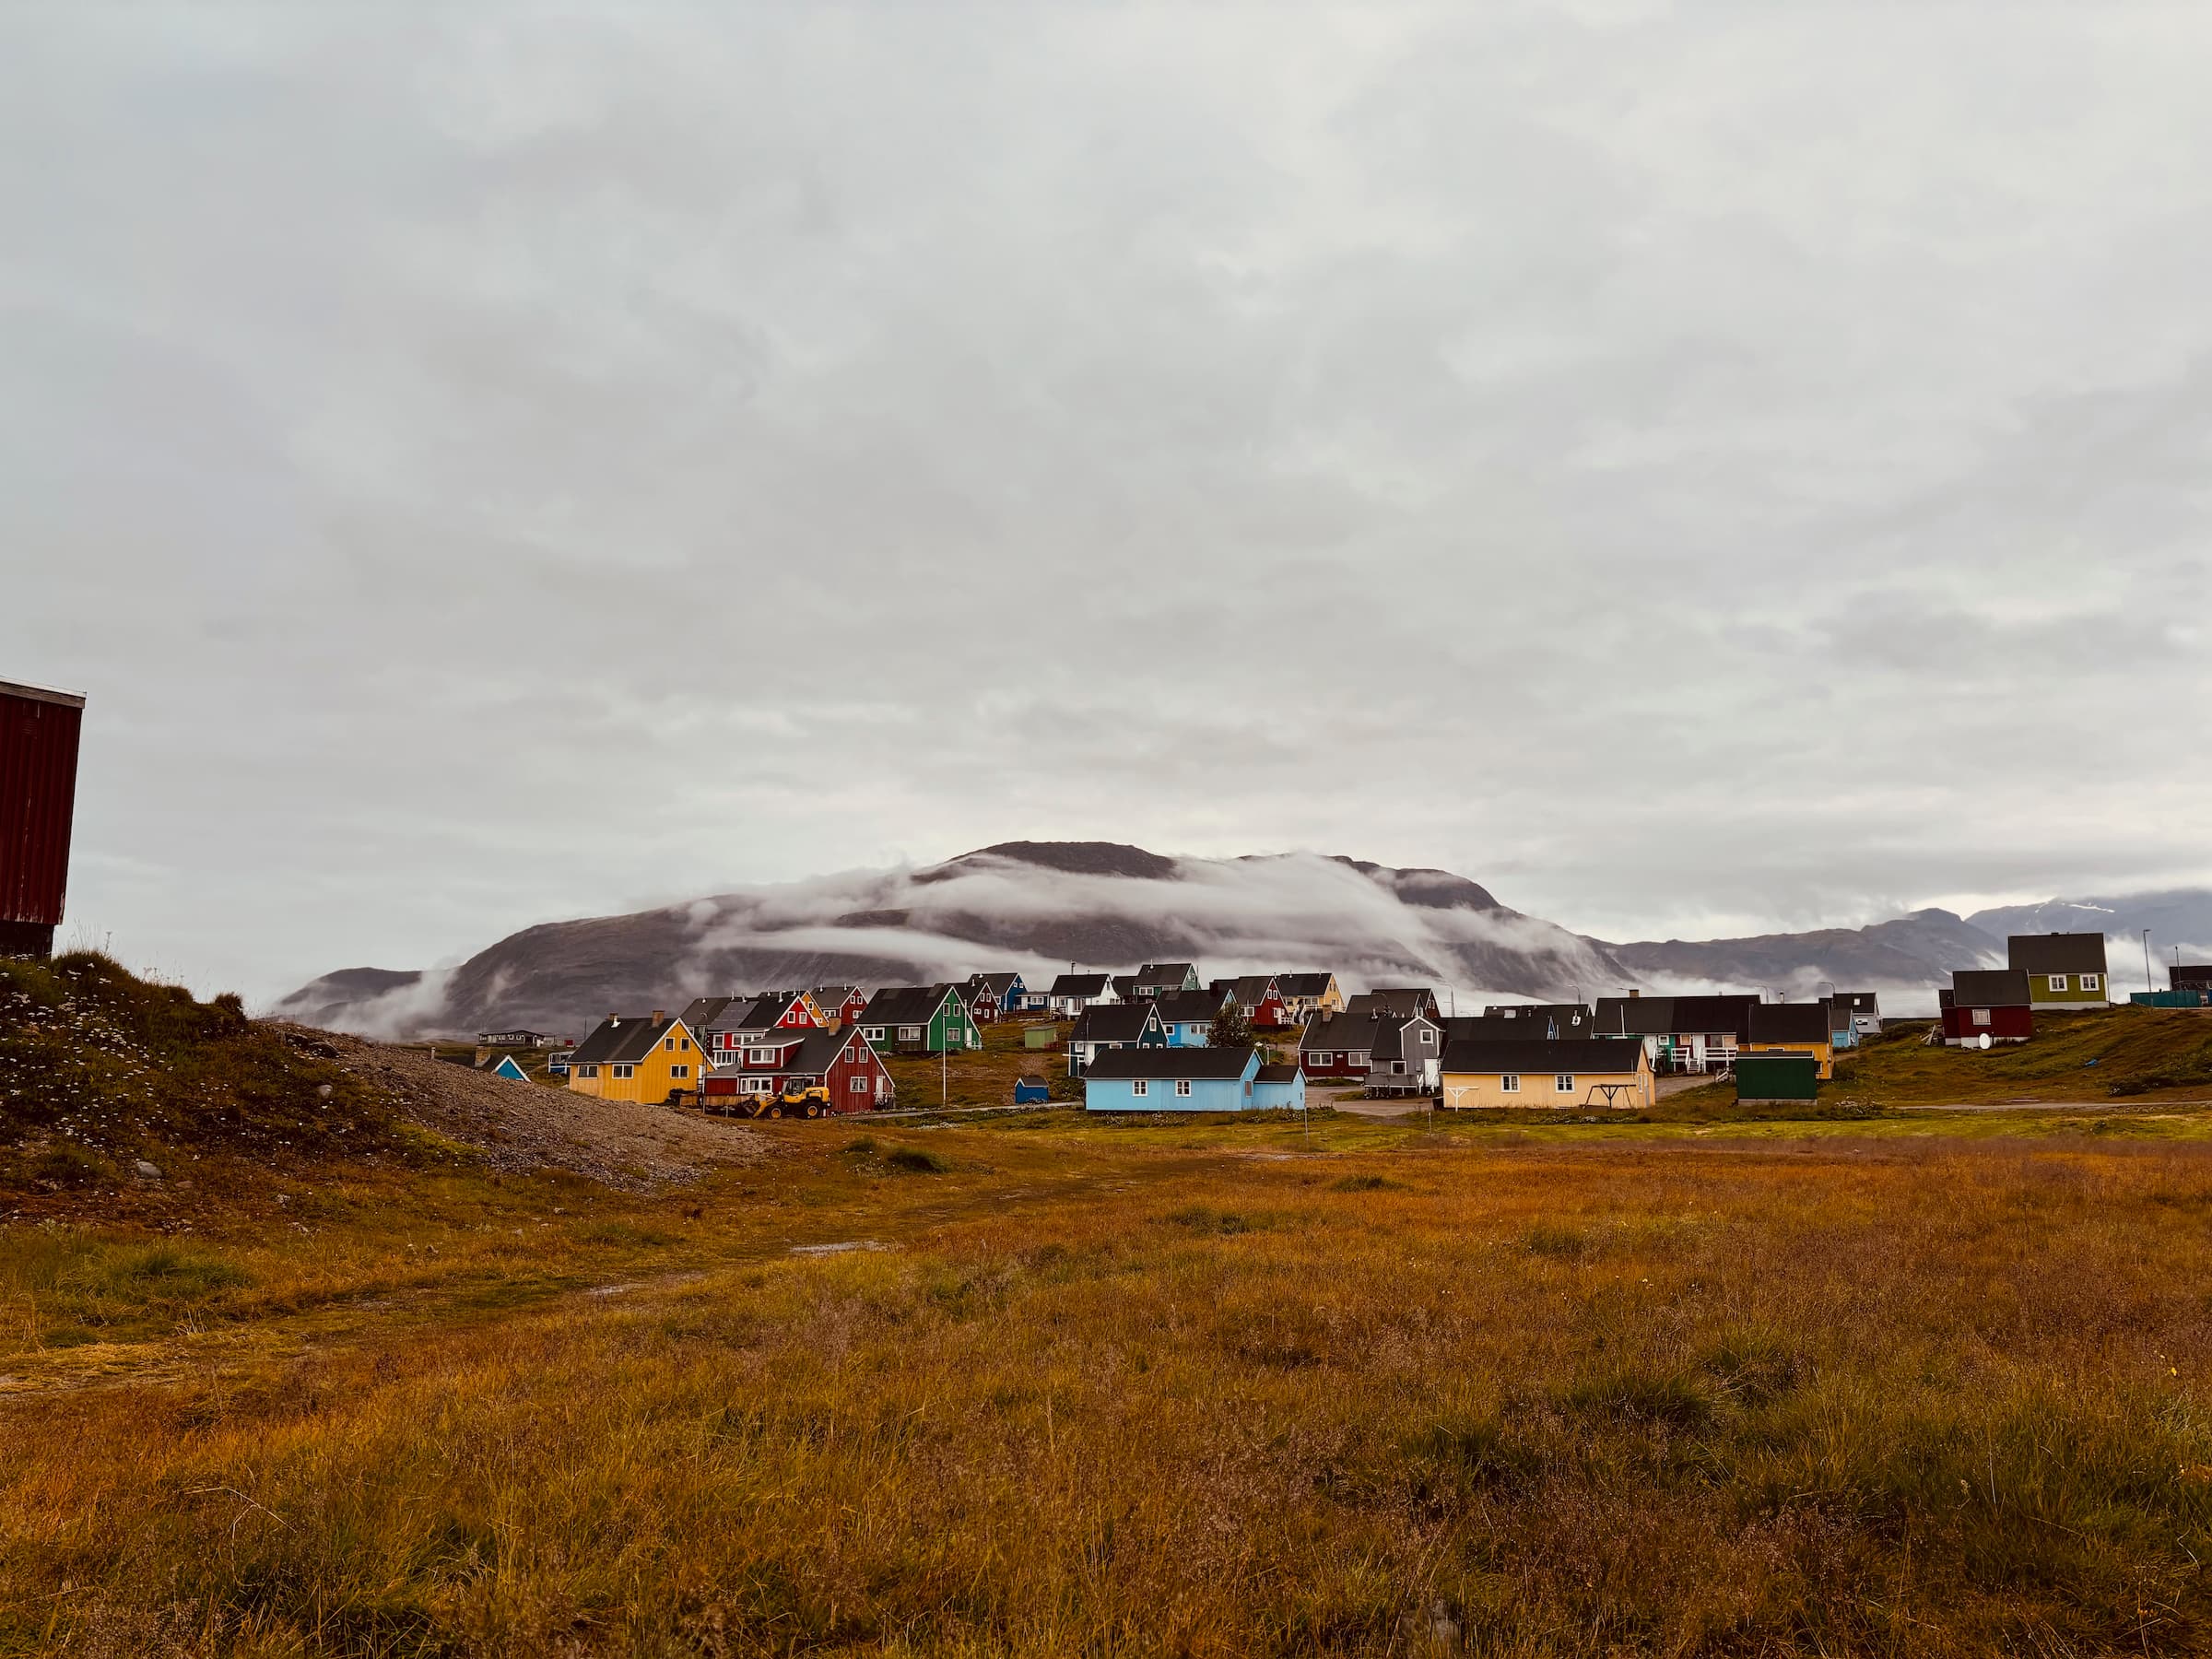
[1735,1053,1819,1104]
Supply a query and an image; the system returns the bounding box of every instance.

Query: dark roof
[1049,972,1112,997]
[678,996,735,1032]
[1155,989,1228,1025]
[1229,974,1279,1003]
[570,1014,679,1066]
[966,971,1021,997]
[2008,933,2110,974]
[1135,962,1197,985]
[2174,965,2212,989]
[1594,994,1759,1040]
[1440,1015,1539,1044]
[1083,1047,1255,1082]
[716,991,807,1031]
[1253,1064,1302,1084]
[780,1028,873,1077]
[1594,995,1674,1036]
[1369,1016,1433,1061]
[1832,992,1879,1014]
[858,985,954,1027]
[1947,969,2032,1007]
[1747,1004,1833,1045]
[1070,1004,1159,1044]
[1275,972,1337,996]
[1441,1039,1647,1077]
[1481,1003,1594,1032]
[1300,1010,1387,1052]
[1112,974,1143,999]
[811,983,862,1005]
[1346,989,1434,1018]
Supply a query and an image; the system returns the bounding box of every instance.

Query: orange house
[566,1010,703,1103]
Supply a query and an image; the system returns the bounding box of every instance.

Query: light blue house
[1250,1063,1306,1111]
[1083,1046,1260,1112]
[1155,987,1230,1048]
[478,1053,532,1083]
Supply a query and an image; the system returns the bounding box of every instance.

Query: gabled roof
[1083,1046,1256,1082]
[1345,988,1434,1018]
[1594,996,1675,1037]
[678,996,736,1032]
[1947,969,2032,1007]
[1369,1016,1434,1062]
[1300,1010,1390,1053]
[1832,992,1879,1014]
[1482,1003,1594,1032]
[1112,974,1142,1000]
[1224,974,1279,1004]
[1155,989,1230,1026]
[1135,962,1197,985]
[2008,933,2110,974]
[1049,972,1112,997]
[781,1027,877,1077]
[859,985,956,1027]
[1747,1004,1832,1045]
[1253,1063,1302,1084]
[966,971,1022,997]
[1440,1015,1537,1044]
[1594,994,1759,1040]
[1441,1038,1647,1077]
[570,1014,683,1066]
[811,983,863,1006]
[713,990,810,1032]
[1275,972,1338,997]
[1070,1003,1159,1045]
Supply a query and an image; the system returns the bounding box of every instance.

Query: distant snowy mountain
[1968,890,2212,990]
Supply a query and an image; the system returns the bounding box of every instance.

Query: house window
[613,1065,635,1079]
[850,1075,866,1092]
[1500,1074,1520,1093]
[1350,1052,1369,1067]
[1312,1053,1332,1067]
[2083,974,2101,992]
[901,1026,922,1041]
[1391,1061,1405,1075]
[1972,1007,1992,1027]
[2049,976,2068,992]
[1132,1079,1148,1097]
[1418,1029,1434,1046]
[578,1065,599,1078]
[865,1028,884,1041]
[1555,1074,1574,1093]
[744,1077,771,1094]
[1176,1078,1192,1096]
[671,1065,688,1079]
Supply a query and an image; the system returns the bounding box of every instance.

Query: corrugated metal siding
[0,688,84,927]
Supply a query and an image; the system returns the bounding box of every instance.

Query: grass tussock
[7,1106,2212,1652]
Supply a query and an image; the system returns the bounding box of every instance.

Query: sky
[6,5,2211,1004]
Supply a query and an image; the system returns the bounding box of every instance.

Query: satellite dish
[1979,1032,1992,1051]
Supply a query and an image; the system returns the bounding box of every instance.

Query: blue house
[478,1053,532,1083]
[1155,987,1230,1047]
[1250,1063,1306,1111]
[1013,1076,1053,1105]
[1083,1046,1260,1112]
[1066,1002,1169,1077]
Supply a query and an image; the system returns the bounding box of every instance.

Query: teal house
[1083,1046,1258,1112]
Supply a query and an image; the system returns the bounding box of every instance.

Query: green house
[2007,934,2112,1010]
[855,984,981,1056]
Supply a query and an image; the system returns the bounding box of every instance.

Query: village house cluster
[503,930,2180,1118]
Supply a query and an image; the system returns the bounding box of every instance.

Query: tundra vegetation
[5,957,2212,1654]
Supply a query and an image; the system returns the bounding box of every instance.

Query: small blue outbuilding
[1250,1063,1307,1111]
[478,1053,532,1083]
[1082,1046,1260,1112]
[1013,1076,1053,1105]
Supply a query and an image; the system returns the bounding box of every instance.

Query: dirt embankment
[292,1029,772,1190]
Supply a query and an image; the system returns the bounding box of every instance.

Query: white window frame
[1418,1028,1435,1046]
[613,1064,635,1080]
[1972,1007,1992,1026]
[1390,1061,1406,1075]
[900,1025,923,1041]
[2049,975,2068,992]
[578,1065,599,1078]
[849,1074,866,1092]
[1132,1079,1148,1097]
[671,1065,688,1079]
[1350,1051,1369,1067]
[1175,1078,1192,1097]
[1312,1052,1333,1067]
[1555,1074,1574,1094]
[1500,1074,1520,1094]
[2082,974,2100,991]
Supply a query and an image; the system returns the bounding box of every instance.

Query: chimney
[1628,989,1640,998]
[651,1009,665,1023]
[609,1013,619,1023]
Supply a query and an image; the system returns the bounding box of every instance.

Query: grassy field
[12,965,2212,1653]
[880,1018,1077,1112]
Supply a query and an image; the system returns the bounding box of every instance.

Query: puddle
[790,1241,894,1257]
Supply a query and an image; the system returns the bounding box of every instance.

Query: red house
[699,992,822,1071]
[703,1024,890,1113]
[1,678,85,959]
[811,985,868,1028]
[1299,1010,1394,1080]
[1940,970,2035,1046]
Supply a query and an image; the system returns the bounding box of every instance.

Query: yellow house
[1741,1004,1835,1079]
[1438,1038,1654,1111]
[566,1010,703,1103]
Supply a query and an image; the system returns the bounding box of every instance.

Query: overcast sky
[6,6,2211,1003]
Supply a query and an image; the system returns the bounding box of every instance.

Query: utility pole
[2144,930,2154,1001]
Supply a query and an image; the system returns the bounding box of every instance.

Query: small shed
[1735,1053,1818,1104]
[1250,1063,1306,1111]
[1024,1026,1056,1049]
[1014,1077,1052,1105]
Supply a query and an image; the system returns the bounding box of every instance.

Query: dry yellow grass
[7,1110,2212,1655]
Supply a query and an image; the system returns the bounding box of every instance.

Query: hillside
[278,841,2080,1041]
